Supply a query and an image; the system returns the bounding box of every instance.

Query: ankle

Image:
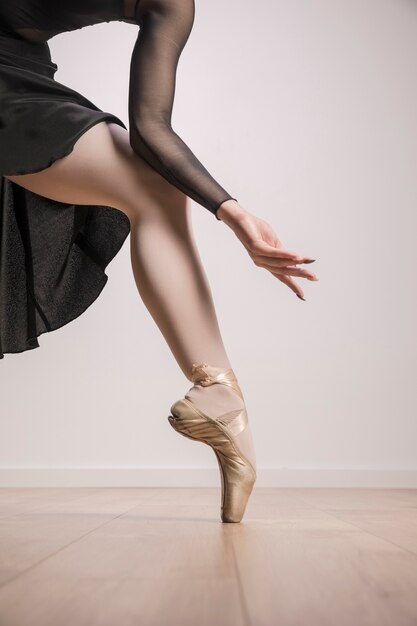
[185,380,244,419]
[187,361,232,383]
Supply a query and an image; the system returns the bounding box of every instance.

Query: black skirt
[0,31,131,359]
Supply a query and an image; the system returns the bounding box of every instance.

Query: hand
[216,200,318,300]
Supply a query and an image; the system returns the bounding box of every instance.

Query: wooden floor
[0,488,416,626]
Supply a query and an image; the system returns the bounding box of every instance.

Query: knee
[124,158,190,227]
[106,122,190,224]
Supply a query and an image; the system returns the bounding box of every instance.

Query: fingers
[275,274,305,300]
[247,239,317,300]
[252,239,312,262]
[252,255,318,279]
[251,250,318,300]
[276,268,318,280]
[253,254,313,267]
[263,264,318,281]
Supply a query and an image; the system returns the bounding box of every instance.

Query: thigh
[4,121,180,222]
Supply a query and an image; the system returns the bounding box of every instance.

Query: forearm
[129,121,237,219]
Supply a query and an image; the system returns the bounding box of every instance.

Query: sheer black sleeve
[127,0,236,220]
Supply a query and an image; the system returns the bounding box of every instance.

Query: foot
[185,364,257,471]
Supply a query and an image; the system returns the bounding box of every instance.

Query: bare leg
[128,193,232,374]
[5,120,256,468]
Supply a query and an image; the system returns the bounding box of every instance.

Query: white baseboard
[0,468,416,488]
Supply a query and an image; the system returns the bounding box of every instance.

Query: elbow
[128,121,173,176]
[129,125,154,164]
[130,112,171,136]
[129,117,174,157]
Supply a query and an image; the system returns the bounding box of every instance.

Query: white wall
[1,0,416,487]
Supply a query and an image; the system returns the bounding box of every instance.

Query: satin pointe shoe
[168,362,257,523]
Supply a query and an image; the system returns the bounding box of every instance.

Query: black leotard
[0,0,236,219]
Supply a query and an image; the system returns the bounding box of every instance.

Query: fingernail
[297,294,306,301]
[304,259,316,264]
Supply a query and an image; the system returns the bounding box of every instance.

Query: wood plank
[294,488,417,555]
[233,493,417,626]
[294,488,417,511]
[0,488,172,585]
[0,488,90,520]
[0,490,246,626]
[1,488,417,626]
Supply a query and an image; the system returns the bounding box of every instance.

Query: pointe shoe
[168,362,257,523]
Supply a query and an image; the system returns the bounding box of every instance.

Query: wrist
[216,198,246,222]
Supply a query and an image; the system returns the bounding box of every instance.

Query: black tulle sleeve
[127,0,236,220]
